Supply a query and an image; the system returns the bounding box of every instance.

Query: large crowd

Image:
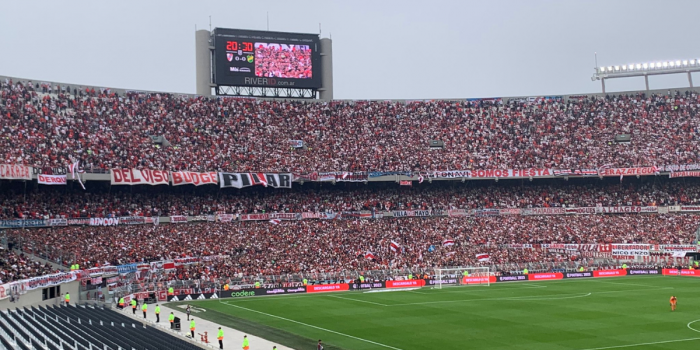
[1,179,699,219]
[0,248,59,283]
[2,79,700,173]
[255,44,313,79]
[6,215,698,277]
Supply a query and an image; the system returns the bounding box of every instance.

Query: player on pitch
[670,296,677,311]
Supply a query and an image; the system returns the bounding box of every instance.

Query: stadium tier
[2,78,700,173]
[2,76,700,350]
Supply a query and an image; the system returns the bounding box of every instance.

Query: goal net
[434,267,491,289]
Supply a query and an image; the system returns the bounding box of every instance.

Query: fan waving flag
[269,219,281,225]
[418,175,424,184]
[68,160,86,190]
[442,239,455,247]
[475,253,490,262]
[365,251,375,260]
[390,240,401,253]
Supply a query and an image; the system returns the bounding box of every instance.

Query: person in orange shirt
[670,296,677,311]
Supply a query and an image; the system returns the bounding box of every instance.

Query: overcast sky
[1,0,698,99]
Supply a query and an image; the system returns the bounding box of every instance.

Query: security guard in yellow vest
[64,293,70,306]
[155,304,161,322]
[217,327,224,349]
[141,302,147,319]
[131,299,137,314]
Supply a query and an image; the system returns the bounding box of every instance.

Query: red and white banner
[38,174,67,185]
[527,272,563,281]
[461,276,496,284]
[475,253,490,262]
[0,164,32,180]
[470,168,553,178]
[430,169,554,179]
[669,171,700,178]
[593,269,626,278]
[306,283,349,293]
[89,218,120,226]
[386,280,425,288]
[170,215,187,223]
[171,171,218,186]
[111,169,169,185]
[599,167,658,177]
[662,269,700,277]
[680,206,700,212]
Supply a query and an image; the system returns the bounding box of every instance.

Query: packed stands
[0,305,200,350]
[0,248,59,283]
[6,215,698,275]
[2,79,700,173]
[2,179,700,219]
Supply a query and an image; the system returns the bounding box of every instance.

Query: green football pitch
[174,276,700,350]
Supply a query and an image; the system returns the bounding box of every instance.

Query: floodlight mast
[592,58,700,93]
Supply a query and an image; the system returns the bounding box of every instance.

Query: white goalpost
[434,267,491,289]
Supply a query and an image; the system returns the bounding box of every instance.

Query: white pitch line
[326,295,388,306]
[223,301,405,350]
[386,292,591,307]
[576,337,700,350]
[687,319,700,333]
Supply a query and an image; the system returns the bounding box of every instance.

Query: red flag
[390,241,401,253]
[365,251,375,260]
[443,239,455,247]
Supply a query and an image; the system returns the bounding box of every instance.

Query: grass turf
[170,276,700,350]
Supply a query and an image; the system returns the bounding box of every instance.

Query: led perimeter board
[212,28,321,89]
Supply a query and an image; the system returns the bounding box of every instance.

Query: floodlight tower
[592,58,700,93]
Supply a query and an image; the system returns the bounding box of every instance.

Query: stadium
[2,2,700,350]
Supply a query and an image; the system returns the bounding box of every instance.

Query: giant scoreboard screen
[212,28,321,89]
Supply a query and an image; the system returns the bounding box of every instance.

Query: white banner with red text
[38,174,67,185]
[0,164,32,180]
[111,169,169,185]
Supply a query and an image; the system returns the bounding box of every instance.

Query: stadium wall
[0,280,80,310]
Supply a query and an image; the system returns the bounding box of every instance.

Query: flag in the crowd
[418,175,424,184]
[390,240,401,253]
[446,251,456,256]
[365,251,375,260]
[620,173,623,182]
[476,253,490,262]
[428,245,435,252]
[442,239,455,247]
[68,160,86,190]
[269,219,281,225]
[597,163,614,176]
[399,180,412,186]
[342,172,350,179]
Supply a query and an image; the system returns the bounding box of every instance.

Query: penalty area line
[222,301,404,350]
[577,337,700,350]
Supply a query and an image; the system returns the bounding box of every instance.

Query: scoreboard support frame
[216,85,317,99]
